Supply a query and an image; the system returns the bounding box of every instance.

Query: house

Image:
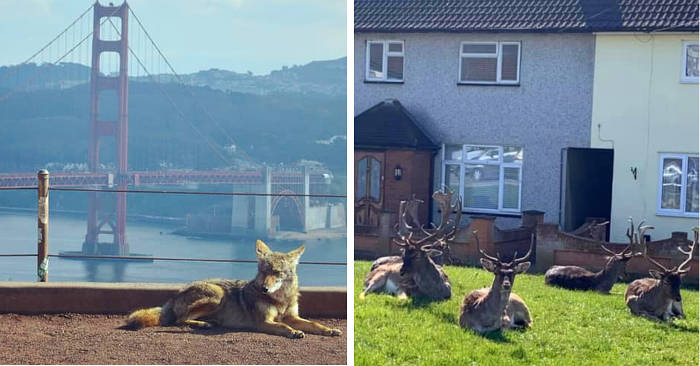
[354,0,698,257]
[590,31,699,242]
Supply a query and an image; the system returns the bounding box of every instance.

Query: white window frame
[681,41,699,83]
[657,153,699,218]
[458,41,521,85]
[441,144,523,215]
[365,40,404,83]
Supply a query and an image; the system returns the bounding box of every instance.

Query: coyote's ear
[287,245,305,263]
[256,240,271,258]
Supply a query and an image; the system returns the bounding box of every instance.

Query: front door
[355,151,384,231]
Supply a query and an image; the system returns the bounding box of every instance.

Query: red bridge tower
[84,2,129,255]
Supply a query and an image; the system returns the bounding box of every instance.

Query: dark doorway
[561,148,614,234]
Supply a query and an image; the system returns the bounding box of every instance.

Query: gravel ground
[0,314,346,364]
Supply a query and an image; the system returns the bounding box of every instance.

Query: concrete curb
[0,282,346,318]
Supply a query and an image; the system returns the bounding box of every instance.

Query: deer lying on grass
[459,233,533,334]
[360,190,461,300]
[625,227,697,322]
[544,219,646,294]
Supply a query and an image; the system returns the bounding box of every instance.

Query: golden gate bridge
[0,1,337,257]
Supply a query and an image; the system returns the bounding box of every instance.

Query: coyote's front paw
[325,328,342,336]
[288,329,305,339]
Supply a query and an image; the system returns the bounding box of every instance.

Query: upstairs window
[459,41,520,85]
[442,144,523,214]
[681,41,698,83]
[658,154,699,217]
[366,40,404,82]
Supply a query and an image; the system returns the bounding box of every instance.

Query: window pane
[465,146,499,162]
[368,43,384,79]
[356,158,367,200]
[444,164,461,195]
[686,157,699,213]
[388,42,403,53]
[462,43,497,54]
[461,57,497,82]
[464,164,499,210]
[686,44,699,78]
[661,158,682,210]
[503,146,523,163]
[503,167,520,209]
[444,145,463,161]
[387,56,403,80]
[501,44,519,81]
[370,158,381,201]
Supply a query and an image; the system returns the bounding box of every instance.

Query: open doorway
[560,148,614,236]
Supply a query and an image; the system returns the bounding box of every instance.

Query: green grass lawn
[354,261,699,366]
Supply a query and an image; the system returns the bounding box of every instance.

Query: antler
[677,227,698,273]
[512,233,534,264]
[474,230,499,262]
[618,217,651,257]
[642,227,671,272]
[415,189,461,246]
[600,244,626,256]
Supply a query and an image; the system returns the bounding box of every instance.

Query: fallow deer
[544,218,646,293]
[459,233,533,333]
[625,227,697,322]
[368,189,457,271]
[360,189,461,300]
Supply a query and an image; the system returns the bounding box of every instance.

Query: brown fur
[459,244,533,334]
[126,240,342,338]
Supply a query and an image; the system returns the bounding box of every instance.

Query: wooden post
[37,169,49,282]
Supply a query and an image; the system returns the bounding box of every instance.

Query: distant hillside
[0,59,346,177]
[170,58,346,97]
[0,57,347,97]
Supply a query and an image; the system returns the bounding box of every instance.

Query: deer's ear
[480,258,497,273]
[649,270,663,279]
[514,262,531,274]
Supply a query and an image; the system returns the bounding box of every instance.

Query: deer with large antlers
[544,218,646,294]
[459,232,533,334]
[360,189,461,300]
[625,227,697,321]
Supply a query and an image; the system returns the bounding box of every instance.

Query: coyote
[125,240,342,339]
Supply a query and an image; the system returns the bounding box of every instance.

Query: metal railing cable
[0,253,346,266]
[0,186,345,198]
[0,182,347,269]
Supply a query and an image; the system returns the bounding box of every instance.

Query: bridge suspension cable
[0,4,122,103]
[126,6,238,151]
[104,15,233,166]
[0,4,93,86]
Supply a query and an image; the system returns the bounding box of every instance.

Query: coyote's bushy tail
[125,300,175,329]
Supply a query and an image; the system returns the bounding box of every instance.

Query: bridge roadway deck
[0,170,327,188]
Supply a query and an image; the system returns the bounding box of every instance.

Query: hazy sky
[0,0,347,74]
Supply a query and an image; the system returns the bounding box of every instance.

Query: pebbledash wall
[591,33,699,242]
[354,33,595,226]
